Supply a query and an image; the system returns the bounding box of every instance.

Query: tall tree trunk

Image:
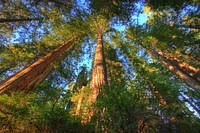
[27,43,77,92]
[147,48,200,90]
[129,35,200,90]
[160,51,200,81]
[87,33,108,128]
[0,37,77,94]
[90,33,108,101]
[27,63,54,90]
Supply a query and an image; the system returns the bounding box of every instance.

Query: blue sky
[77,0,151,73]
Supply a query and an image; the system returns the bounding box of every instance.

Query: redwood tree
[0,37,77,94]
[89,15,109,102]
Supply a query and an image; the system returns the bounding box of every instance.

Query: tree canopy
[0,0,200,132]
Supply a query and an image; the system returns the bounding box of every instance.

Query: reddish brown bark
[145,48,200,90]
[0,37,77,94]
[27,43,76,92]
[90,33,108,101]
[149,81,168,106]
[161,51,200,81]
[177,51,200,63]
[85,32,108,127]
[26,63,55,91]
[129,35,200,90]
[137,119,150,133]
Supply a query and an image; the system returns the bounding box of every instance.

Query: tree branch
[0,18,44,23]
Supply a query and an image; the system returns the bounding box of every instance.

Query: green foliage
[0,0,75,44]
[0,0,200,132]
[147,0,198,11]
[0,89,94,132]
[109,30,200,132]
[89,0,137,21]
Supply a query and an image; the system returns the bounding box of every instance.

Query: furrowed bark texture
[161,52,200,82]
[148,48,200,90]
[27,44,77,92]
[0,37,76,94]
[27,63,54,90]
[90,33,108,101]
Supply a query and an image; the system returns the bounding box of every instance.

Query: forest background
[0,0,200,132]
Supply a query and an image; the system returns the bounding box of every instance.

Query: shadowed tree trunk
[0,37,77,94]
[73,67,87,92]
